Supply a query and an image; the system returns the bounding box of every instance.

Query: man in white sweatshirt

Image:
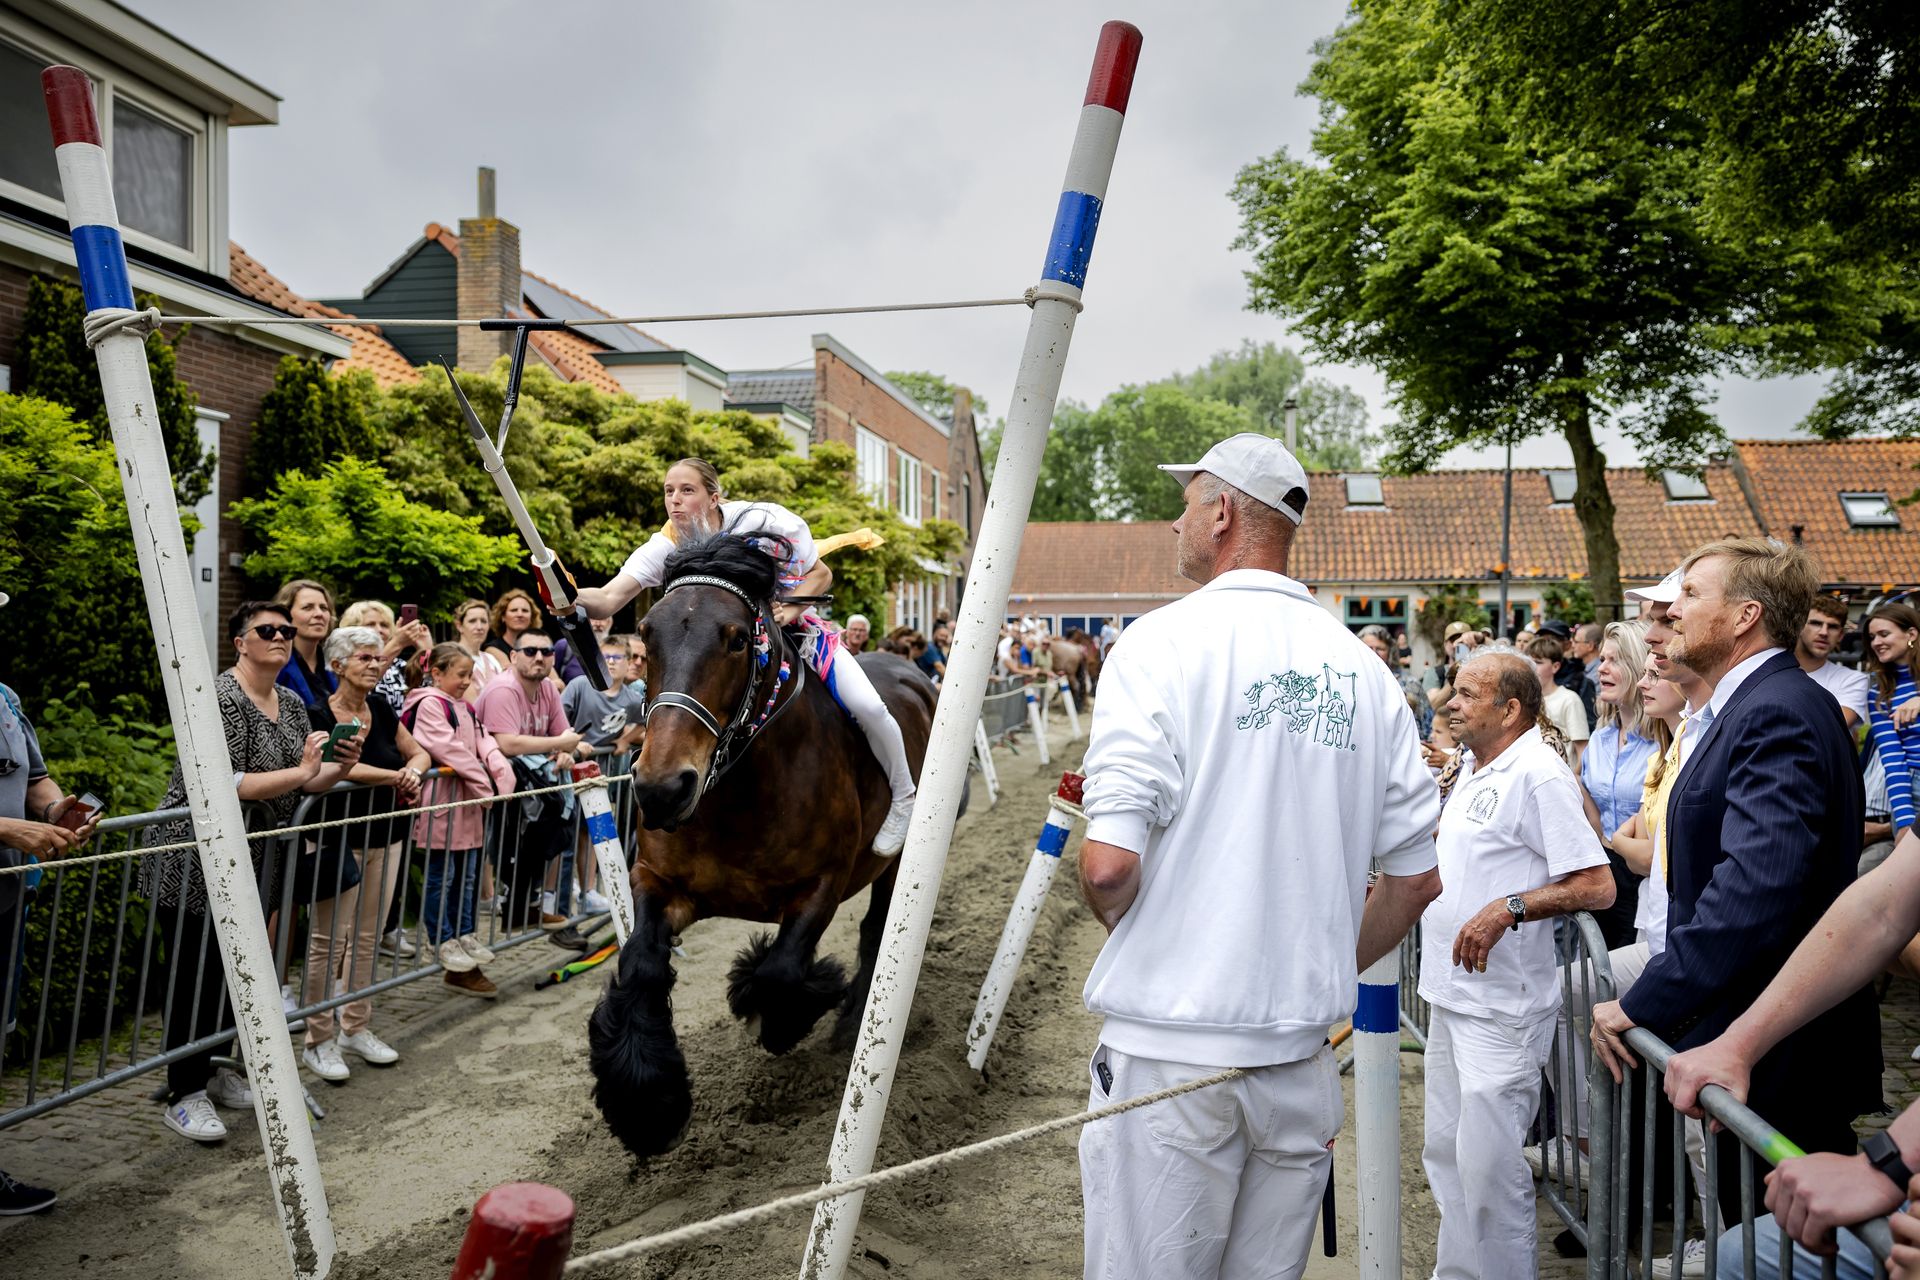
[1076,433,1444,1280]
[1420,651,1614,1280]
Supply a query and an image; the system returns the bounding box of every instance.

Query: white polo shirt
[1420,726,1607,1025]
[1805,659,1870,726]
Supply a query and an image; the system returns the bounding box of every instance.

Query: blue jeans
[1716,1212,1885,1280]
[423,849,479,945]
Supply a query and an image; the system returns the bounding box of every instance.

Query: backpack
[401,695,459,733]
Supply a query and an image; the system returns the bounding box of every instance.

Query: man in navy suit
[1590,537,1880,1226]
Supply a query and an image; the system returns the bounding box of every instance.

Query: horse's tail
[588,929,693,1158]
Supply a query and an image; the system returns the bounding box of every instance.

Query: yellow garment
[815,527,885,557]
[1643,720,1688,879]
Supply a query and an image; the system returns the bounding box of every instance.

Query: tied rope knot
[1023,283,1087,314]
[82,306,163,348]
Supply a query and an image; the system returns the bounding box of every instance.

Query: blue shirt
[1580,722,1657,840]
[1870,669,1920,832]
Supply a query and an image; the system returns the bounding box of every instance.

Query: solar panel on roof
[519,274,665,353]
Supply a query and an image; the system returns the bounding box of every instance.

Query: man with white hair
[1077,433,1442,1279]
[840,614,870,654]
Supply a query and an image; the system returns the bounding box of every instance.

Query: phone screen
[55,793,104,832]
[398,604,419,628]
[321,719,361,763]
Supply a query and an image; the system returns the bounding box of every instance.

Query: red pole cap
[41,65,102,148]
[1083,21,1145,115]
[1058,772,1086,805]
[570,760,602,782]
[450,1182,575,1280]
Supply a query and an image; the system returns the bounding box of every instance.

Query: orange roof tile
[527,324,627,397]
[421,222,670,358]
[226,242,420,388]
[1734,438,1920,587]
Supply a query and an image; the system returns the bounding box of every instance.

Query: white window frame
[929,468,943,522]
[897,451,923,525]
[855,425,889,504]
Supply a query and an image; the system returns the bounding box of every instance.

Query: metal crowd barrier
[1538,913,1895,1279]
[0,752,636,1134]
[980,676,1031,739]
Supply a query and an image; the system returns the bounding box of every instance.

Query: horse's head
[634,531,785,830]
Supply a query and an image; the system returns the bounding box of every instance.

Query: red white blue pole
[1022,682,1052,764]
[1055,672,1083,740]
[572,763,634,945]
[1355,947,1403,1278]
[972,719,1000,806]
[800,23,1142,1279]
[966,775,1083,1071]
[41,66,335,1278]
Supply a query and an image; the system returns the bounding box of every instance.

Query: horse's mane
[662,527,790,604]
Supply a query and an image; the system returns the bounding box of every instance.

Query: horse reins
[642,574,807,789]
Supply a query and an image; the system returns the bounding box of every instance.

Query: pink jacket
[402,686,516,851]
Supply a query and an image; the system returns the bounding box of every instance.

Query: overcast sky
[133,0,1828,473]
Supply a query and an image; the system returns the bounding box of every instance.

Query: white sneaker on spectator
[1523,1137,1590,1183]
[438,939,477,973]
[488,895,506,917]
[162,1091,226,1143]
[542,891,558,915]
[302,1040,350,1082]
[338,1030,399,1066]
[456,933,496,965]
[581,889,612,915]
[1650,1238,1708,1278]
[205,1066,253,1110]
[377,928,416,959]
[280,982,304,1033]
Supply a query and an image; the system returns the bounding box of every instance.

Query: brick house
[1010,441,1920,669]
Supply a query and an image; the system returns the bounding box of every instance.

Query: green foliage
[229,457,523,615]
[31,687,177,816]
[15,274,213,508]
[884,370,987,425]
[1416,585,1490,650]
[249,357,382,492]
[1171,340,1379,471]
[1539,580,1596,626]
[12,857,154,1063]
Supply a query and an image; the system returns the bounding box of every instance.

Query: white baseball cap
[1625,566,1685,605]
[1158,432,1311,524]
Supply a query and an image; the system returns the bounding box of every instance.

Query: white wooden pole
[1056,673,1083,740]
[799,23,1142,1278]
[965,790,1080,1071]
[573,771,633,946]
[41,65,334,1279]
[972,720,999,807]
[1023,685,1052,765]
[1355,947,1403,1280]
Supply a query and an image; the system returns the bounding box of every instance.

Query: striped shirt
[1869,668,1920,832]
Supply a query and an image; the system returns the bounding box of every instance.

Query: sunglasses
[516,645,555,657]
[243,624,298,642]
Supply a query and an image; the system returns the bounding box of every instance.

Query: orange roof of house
[1733,438,1920,586]
[226,242,420,388]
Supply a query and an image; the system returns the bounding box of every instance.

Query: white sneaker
[1523,1137,1591,1183]
[487,895,506,917]
[873,793,916,856]
[338,1030,399,1066]
[542,891,557,915]
[581,889,612,915]
[455,933,496,965]
[1650,1238,1708,1279]
[302,1040,350,1082]
[205,1066,253,1110]
[437,939,477,973]
[162,1090,226,1142]
[377,928,416,959]
[281,983,298,1017]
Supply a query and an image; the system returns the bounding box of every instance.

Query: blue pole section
[966,790,1081,1070]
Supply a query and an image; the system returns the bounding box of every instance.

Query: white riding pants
[825,652,915,803]
[1079,1042,1340,1280]
[1423,1005,1556,1280]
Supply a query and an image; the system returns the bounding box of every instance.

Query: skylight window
[1344,474,1384,506]
[1842,492,1900,529]
[1661,470,1711,501]
[1544,470,1577,503]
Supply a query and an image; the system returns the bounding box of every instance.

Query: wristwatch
[1863,1130,1912,1192]
[1505,894,1527,931]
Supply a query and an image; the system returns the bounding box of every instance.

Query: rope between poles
[561,1066,1244,1273]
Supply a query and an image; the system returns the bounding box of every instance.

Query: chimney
[457,166,520,371]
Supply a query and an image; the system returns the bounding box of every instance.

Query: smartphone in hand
[398,603,419,628]
[55,792,105,832]
[321,719,362,763]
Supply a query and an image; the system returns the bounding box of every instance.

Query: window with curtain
[112,99,192,248]
[0,42,64,200]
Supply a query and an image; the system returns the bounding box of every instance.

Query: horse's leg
[727,875,846,1055]
[833,859,900,1051]
[587,886,693,1158]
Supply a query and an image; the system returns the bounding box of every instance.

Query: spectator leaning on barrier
[1579,620,1658,950]
[1798,594,1870,729]
[1592,538,1880,1233]
[0,658,100,1215]
[455,597,507,689]
[338,600,433,716]
[474,628,583,939]
[273,578,336,711]
[1419,649,1614,1280]
[1076,433,1442,1280]
[1865,603,1920,840]
[297,625,429,1083]
[403,642,514,998]
[140,600,362,1144]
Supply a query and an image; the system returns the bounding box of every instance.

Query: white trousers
[826,650,915,803]
[1423,1005,1557,1280]
[1080,1042,1340,1280]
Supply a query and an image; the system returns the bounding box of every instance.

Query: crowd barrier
[0,754,635,1134]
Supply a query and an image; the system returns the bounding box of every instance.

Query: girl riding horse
[574,458,918,855]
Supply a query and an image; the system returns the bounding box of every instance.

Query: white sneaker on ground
[204,1066,253,1110]
[455,933,496,965]
[873,793,916,857]
[302,1040,350,1082]
[377,928,416,959]
[581,889,612,915]
[1650,1238,1708,1279]
[162,1091,226,1142]
[1523,1137,1591,1183]
[437,939,477,973]
[338,1029,399,1066]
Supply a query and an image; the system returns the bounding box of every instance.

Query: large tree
[1231,0,1875,614]
[1172,340,1378,471]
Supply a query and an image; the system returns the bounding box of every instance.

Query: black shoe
[0,1168,56,1215]
[549,925,591,953]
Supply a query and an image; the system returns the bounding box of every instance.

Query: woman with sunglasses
[138,601,362,1144]
[573,457,919,855]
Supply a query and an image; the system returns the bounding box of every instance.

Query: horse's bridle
[641,573,804,790]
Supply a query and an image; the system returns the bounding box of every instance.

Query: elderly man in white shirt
[1421,650,1615,1280]
[1076,433,1443,1280]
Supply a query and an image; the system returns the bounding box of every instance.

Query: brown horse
[1053,631,1100,705]
[587,532,942,1158]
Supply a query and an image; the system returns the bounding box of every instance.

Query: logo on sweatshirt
[1465,782,1500,824]
[1236,664,1357,752]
